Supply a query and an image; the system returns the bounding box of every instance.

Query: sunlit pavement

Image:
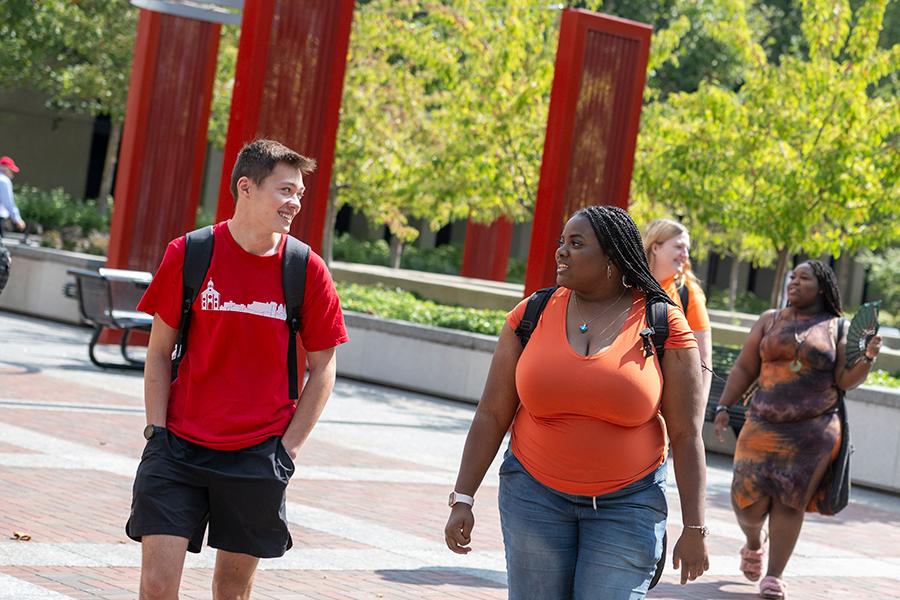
[2,310,899,599]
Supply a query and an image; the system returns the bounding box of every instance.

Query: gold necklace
[573,288,627,334]
[790,317,818,373]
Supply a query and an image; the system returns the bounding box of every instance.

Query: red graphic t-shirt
[137,221,349,450]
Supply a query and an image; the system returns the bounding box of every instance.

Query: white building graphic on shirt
[200,280,286,321]
[201,280,221,310]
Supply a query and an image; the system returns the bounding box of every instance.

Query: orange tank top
[506,287,697,496]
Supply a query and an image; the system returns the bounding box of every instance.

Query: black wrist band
[715,404,729,414]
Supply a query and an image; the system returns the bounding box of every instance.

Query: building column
[107,2,236,270]
[214,0,356,255]
[524,9,652,295]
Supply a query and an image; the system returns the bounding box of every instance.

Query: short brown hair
[230,139,317,200]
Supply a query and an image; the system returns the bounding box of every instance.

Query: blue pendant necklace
[573,288,626,334]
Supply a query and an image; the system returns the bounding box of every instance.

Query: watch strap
[449,491,475,507]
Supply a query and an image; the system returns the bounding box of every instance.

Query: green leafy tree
[0,1,238,211]
[0,0,137,211]
[333,0,701,265]
[857,248,900,324]
[634,0,900,308]
[334,0,569,265]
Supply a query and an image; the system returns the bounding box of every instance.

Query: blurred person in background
[0,156,25,236]
[644,218,712,401]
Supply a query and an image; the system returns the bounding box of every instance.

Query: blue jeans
[499,450,667,600]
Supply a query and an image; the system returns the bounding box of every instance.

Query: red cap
[0,156,19,173]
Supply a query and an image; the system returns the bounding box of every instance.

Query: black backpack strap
[835,317,847,398]
[514,286,558,348]
[640,299,670,360]
[678,283,690,315]
[283,235,310,400]
[173,226,214,379]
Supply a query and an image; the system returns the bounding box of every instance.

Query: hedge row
[336,282,898,387]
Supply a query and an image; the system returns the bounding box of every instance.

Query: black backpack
[678,283,689,316]
[171,226,310,400]
[513,285,671,590]
[0,241,10,296]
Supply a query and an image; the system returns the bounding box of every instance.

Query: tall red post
[460,219,514,281]
[215,0,356,255]
[107,9,221,271]
[524,9,652,296]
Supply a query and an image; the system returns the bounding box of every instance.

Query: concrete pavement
[1,310,899,599]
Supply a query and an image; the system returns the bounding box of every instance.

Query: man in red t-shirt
[126,139,348,599]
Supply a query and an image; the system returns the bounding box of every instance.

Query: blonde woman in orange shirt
[644,218,713,402]
[444,206,709,599]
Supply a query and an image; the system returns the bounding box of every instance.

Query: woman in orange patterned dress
[713,260,882,599]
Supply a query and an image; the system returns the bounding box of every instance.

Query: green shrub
[332,234,390,266]
[336,281,507,336]
[506,257,526,284]
[16,186,109,233]
[332,233,463,274]
[402,243,462,275]
[866,370,900,389]
[711,344,742,374]
[857,249,900,321]
[337,281,900,388]
[333,233,528,283]
[707,288,770,314]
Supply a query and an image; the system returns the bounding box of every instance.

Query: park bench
[67,267,153,370]
[693,344,748,434]
[704,370,747,435]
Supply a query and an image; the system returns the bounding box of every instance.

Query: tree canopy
[0,0,136,122]
[633,0,899,305]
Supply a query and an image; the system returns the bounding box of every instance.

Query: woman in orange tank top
[444,206,709,599]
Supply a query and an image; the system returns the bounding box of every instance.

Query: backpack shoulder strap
[640,298,670,360]
[283,235,310,400]
[514,286,558,348]
[173,225,215,379]
[835,316,847,398]
[678,283,690,315]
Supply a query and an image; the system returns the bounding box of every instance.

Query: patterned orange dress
[732,308,841,513]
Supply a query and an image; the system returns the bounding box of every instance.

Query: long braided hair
[800,260,843,317]
[575,205,675,308]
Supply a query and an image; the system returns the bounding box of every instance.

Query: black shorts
[125,427,295,558]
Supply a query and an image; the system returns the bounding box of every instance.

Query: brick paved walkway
[1,311,899,599]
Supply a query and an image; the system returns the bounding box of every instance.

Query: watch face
[448,492,455,507]
[143,424,155,440]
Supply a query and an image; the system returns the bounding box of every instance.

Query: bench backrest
[68,268,115,327]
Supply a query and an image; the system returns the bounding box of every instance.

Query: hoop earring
[606,264,612,280]
[622,275,632,289]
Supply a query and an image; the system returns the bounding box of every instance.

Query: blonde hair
[642,218,699,288]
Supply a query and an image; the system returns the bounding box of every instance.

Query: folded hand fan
[845,300,880,368]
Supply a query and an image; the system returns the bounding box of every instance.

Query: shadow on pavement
[375,567,506,589]
[0,359,41,374]
[651,579,757,598]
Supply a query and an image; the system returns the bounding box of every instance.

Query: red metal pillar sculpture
[524,9,652,296]
[214,0,355,255]
[107,6,224,271]
[460,219,514,281]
